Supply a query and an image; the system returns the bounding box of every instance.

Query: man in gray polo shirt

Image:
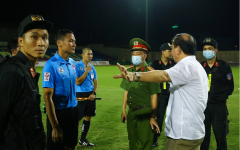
[114,33,208,150]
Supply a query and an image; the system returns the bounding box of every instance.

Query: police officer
[120,38,160,150]
[75,48,98,147]
[7,38,20,57]
[151,43,175,148]
[200,38,234,150]
[43,29,78,150]
[0,14,52,150]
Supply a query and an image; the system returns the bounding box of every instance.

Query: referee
[76,48,98,147]
[43,29,78,150]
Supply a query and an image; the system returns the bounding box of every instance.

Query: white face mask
[203,50,215,59]
[132,56,143,66]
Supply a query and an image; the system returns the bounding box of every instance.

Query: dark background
[0,0,238,51]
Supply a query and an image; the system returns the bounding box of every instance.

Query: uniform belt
[130,106,146,111]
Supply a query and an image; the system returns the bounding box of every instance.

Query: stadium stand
[0,46,115,63]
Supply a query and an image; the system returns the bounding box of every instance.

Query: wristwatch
[151,116,156,119]
[92,91,96,95]
[135,72,141,82]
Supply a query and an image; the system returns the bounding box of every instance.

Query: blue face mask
[203,50,215,59]
[132,56,143,66]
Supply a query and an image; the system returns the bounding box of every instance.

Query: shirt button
[130,103,131,104]
[130,97,132,98]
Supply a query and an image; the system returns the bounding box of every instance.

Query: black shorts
[47,106,78,150]
[76,92,96,120]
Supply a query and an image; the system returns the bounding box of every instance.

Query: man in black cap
[150,43,175,148]
[0,14,52,150]
[7,38,20,57]
[200,38,234,150]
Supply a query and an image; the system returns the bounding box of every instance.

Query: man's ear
[144,53,147,60]
[176,46,181,55]
[57,40,62,47]
[18,37,23,47]
[11,49,15,54]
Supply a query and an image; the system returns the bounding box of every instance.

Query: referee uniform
[76,59,97,146]
[43,52,78,150]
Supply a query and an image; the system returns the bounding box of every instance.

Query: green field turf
[36,66,239,150]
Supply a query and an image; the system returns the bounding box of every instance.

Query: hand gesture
[85,64,91,73]
[121,111,127,124]
[52,125,63,143]
[150,118,160,134]
[113,63,135,82]
[88,94,95,101]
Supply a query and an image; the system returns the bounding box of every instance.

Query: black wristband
[92,91,96,95]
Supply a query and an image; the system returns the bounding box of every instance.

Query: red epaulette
[204,62,206,67]
[30,67,36,78]
[126,66,134,70]
[147,66,154,71]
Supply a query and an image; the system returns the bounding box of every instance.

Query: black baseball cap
[202,37,218,48]
[18,14,53,37]
[160,43,172,51]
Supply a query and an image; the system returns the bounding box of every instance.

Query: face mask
[132,56,143,66]
[203,50,215,59]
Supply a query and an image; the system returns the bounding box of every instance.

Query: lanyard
[163,82,166,89]
[208,73,212,92]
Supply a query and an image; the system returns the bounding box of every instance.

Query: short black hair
[172,33,197,55]
[7,38,18,54]
[55,29,74,44]
[82,48,92,54]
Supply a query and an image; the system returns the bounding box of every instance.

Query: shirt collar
[178,55,196,63]
[54,52,71,65]
[15,51,34,69]
[134,61,148,72]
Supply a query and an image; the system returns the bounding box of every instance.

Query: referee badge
[91,73,94,79]
[72,65,75,70]
[80,67,83,71]
[58,67,64,73]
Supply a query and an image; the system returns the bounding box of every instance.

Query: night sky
[0,0,239,50]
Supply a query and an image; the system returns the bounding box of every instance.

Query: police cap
[129,38,151,53]
[202,37,218,48]
[18,14,53,37]
[160,43,172,51]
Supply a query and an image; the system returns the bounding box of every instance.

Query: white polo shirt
[165,55,208,140]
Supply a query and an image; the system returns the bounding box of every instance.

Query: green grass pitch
[36,66,239,150]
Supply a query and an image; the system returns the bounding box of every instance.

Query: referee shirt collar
[54,51,71,65]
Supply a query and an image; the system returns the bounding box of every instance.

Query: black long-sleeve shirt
[0,51,44,150]
[151,59,175,95]
[201,58,234,103]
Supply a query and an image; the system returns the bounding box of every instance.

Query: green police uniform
[120,38,161,150]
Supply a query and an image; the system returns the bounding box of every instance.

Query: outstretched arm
[113,63,171,83]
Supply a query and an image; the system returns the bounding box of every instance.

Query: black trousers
[200,102,229,150]
[154,94,169,141]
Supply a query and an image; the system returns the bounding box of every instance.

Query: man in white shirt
[114,33,208,150]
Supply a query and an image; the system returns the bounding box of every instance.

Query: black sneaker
[79,139,94,147]
[152,141,158,149]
